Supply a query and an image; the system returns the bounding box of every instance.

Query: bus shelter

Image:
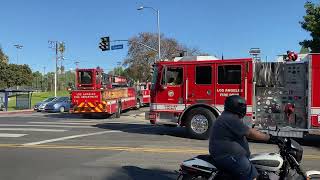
[0,89,33,111]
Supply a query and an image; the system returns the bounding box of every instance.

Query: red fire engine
[146,54,320,139]
[136,82,151,108]
[70,67,138,118]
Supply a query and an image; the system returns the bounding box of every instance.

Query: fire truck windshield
[78,71,93,85]
[151,66,158,90]
[162,67,183,86]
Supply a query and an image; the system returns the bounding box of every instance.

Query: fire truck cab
[148,56,253,139]
[136,82,151,108]
[147,54,320,139]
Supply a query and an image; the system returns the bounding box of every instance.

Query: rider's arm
[246,128,270,141]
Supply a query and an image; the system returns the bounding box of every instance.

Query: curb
[0,109,34,116]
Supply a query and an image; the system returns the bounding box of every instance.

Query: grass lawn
[7,91,70,111]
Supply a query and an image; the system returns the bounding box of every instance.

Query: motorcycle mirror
[276,125,280,136]
[252,124,256,128]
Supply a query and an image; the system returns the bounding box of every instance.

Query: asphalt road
[0,107,319,180]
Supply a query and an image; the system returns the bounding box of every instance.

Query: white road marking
[0,124,94,129]
[0,128,67,132]
[103,122,147,125]
[0,133,27,138]
[23,130,121,146]
[28,122,96,125]
[59,120,109,123]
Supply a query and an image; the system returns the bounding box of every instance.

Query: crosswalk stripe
[28,122,96,125]
[0,133,27,137]
[0,128,67,132]
[59,120,108,123]
[0,124,94,129]
[23,130,121,146]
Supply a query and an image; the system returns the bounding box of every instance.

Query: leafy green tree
[9,64,33,87]
[46,72,55,91]
[0,46,9,64]
[124,32,207,82]
[0,61,8,88]
[300,1,320,53]
[32,71,43,90]
[108,66,126,76]
[0,63,32,88]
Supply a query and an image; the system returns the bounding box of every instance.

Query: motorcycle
[177,129,320,180]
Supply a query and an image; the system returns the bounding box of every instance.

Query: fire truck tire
[115,104,121,118]
[185,107,216,140]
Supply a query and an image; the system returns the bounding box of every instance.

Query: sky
[0,0,314,73]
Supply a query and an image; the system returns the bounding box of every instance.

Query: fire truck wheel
[185,107,216,140]
[115,104,121,118]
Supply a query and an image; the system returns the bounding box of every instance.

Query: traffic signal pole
[55,42,58,97]
[110,40,158,52]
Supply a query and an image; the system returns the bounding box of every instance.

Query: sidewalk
[0,109,34,116]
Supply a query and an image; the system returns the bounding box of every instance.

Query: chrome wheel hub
[190,114,209,134]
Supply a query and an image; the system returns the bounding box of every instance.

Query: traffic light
[99,37,110,51]
[150,64,155,76]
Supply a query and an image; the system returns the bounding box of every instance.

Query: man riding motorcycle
[209,95,273,180]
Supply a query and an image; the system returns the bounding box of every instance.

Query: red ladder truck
[70,67,138,118]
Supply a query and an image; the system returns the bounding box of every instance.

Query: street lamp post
[13,44,23,64]
[137,6,161,62]
[48,40,58,97]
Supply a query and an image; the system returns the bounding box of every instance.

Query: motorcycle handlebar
[269,135,286,147]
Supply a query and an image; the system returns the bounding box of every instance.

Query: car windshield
[43,97,55,102]
[78,71,93,84]
[151,66,158,90]
[53,97,68,102]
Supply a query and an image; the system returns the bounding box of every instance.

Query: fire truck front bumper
[145,111,179,126]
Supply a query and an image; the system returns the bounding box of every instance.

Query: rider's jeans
[214,155,258,180]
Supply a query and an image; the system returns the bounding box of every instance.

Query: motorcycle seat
[195,155,216,166]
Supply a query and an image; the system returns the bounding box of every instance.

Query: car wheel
[59,106,65,113]
[185,107,216,140]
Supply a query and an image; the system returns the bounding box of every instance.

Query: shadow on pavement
[106,166,177,180]
[43,113,113,119]
[42,108,145,119]
[94,122,190,139]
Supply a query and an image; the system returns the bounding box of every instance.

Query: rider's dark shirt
[209,111,250,159]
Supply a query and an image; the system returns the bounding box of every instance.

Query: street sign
[111,44,123,50]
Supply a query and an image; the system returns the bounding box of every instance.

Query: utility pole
[48,40,58,97]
